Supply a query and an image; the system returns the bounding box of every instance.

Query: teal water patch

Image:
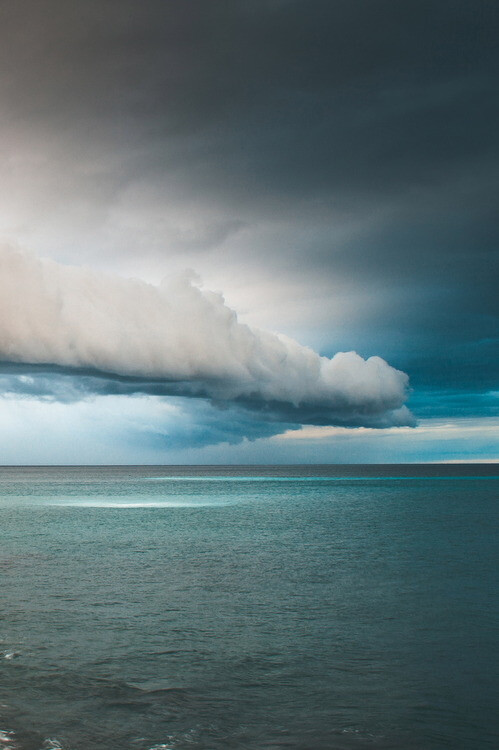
[143,474,499,481]
[0,466,498,750]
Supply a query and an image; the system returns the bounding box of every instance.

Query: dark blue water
[0,465,498,750]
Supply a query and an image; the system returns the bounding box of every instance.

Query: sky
[0,0,497,464]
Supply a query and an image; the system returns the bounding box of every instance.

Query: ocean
[0,465,497,750]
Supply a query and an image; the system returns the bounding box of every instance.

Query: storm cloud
[0,247,412,428]
[0,0,496,402]
[0,1,496,460]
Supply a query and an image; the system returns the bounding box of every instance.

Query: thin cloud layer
[0,247,413,428]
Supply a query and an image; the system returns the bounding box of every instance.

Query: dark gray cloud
[0,367,293,448]
[2,1,497,206]
[0,364,416,454]
[0,0,497,423]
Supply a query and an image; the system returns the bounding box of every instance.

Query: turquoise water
[0,465,498,750]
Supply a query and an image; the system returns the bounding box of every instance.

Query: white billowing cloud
[0,246,414,427]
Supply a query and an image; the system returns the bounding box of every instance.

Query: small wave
[1,652,19,661]
[127,680,183,693]
[0,730,17,749]
[147,728,199,750]
[41,740,65,750]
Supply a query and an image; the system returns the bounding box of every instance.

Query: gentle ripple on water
[0,465,498,750]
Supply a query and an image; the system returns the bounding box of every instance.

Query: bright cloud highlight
[0,246,414,429]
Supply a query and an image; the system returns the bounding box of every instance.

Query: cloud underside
[0,247,414,432]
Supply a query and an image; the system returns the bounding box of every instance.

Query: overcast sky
[0,0,497,463]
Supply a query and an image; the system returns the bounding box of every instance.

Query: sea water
[0,465,497,750]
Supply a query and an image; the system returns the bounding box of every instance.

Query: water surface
[0,465,498,750]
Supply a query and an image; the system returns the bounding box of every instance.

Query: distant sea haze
[0,464,497,750]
